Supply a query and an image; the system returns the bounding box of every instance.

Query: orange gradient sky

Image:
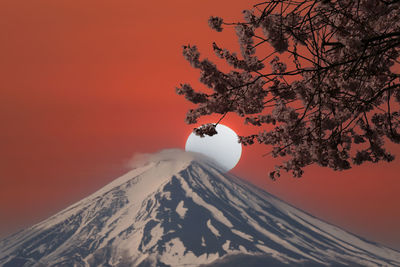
[1,0,399,250]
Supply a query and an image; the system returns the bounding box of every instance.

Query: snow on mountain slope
[1,149,400,267]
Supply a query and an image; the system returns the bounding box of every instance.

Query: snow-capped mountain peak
[1,149,400,267]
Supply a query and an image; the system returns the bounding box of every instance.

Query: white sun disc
[185,124,242,172]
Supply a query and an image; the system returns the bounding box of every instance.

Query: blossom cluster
[208,16,223,32]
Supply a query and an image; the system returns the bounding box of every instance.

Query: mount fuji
[1,150,399,267]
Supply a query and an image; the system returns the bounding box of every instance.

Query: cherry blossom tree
[176,0,400,179]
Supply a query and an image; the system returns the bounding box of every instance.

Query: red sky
[1,0,399,250]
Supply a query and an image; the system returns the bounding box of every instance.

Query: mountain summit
[1,150,399,267]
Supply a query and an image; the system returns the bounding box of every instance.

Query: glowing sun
[185,124,242,172]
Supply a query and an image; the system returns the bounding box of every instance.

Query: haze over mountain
[1,150,399,267]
